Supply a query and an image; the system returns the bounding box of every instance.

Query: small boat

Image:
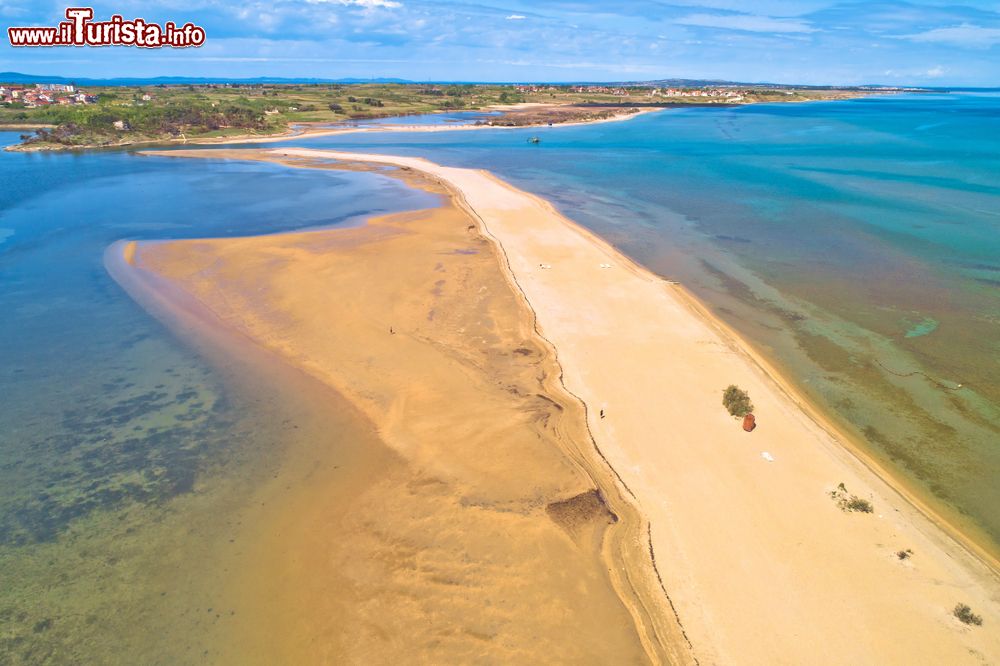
[527,136,541,144]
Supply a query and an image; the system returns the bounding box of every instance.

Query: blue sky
[1,1,998,85]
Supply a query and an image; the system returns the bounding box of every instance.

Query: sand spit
[5,106,659,152]
[165,147,1000,664]
[111,157,690,664]
[191,107,662,148]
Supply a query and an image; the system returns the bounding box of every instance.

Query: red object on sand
[742,413,756,432]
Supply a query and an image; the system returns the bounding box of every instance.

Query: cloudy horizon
[1,1,998,86]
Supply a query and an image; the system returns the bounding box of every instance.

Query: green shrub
[722,385,754,417]
[954,603,983,626]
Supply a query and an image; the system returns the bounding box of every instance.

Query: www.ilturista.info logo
[7,7,206,48]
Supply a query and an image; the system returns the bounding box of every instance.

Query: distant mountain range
[0,71,752,87]
[0,71,977,90]
[0,72,415,86]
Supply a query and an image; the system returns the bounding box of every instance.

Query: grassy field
[0,82,883,149]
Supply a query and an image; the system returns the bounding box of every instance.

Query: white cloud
[662,0,831,17]
[900,23,1000,48]
[491,58,664,74]
[882,65,951,82]
[676,12,816,34]
[506,14,526,21]
[306,0,402,7]
[0,3,29,18]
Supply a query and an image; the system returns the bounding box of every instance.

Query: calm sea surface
[0,139,435,662]
[301,109,502,128]
[1,92,998,660]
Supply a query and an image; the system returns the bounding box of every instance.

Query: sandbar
[117,147,1000,664]
[109,155,688,664]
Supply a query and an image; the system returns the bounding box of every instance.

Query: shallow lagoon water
[302,109,502,128]
[0,136,435,662]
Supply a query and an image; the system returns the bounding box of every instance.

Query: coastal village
[516,83,748,101]
[0,83,97,107]
[0,80,911,150]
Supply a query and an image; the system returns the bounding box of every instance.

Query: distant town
[516,84,750,101]
[516,83,922,102]
[0,83,97,107]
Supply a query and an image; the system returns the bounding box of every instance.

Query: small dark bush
[845,496,874,513]
[722,385,754,417]
[896,549,912,560]
[829,482,874,513]
[954,603,983,626]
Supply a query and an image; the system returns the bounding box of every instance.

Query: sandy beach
[115,147,1000,664]
[109,155,689,664]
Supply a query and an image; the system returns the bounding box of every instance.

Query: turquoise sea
[1,92,998,660]
[290,92,1000,549]
[330,109,502,125]
[297,109,502,129]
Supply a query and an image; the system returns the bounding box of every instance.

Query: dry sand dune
[110,157,688,664]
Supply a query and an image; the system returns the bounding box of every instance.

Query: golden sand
[116,147,1000,664]
[109,159,688,664]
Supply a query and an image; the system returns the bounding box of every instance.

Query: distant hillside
[0,72,415,86]
[0,71,952,91]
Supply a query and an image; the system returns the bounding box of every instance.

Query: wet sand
[108,159,687,664]
[116,147,1000,664]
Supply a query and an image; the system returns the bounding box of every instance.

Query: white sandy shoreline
[265,147,1000,665]
[215,107,663,147]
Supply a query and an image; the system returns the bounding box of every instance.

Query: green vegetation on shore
[1,83,527,148]
[1,82,884,151]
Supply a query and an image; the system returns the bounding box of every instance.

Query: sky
[1,1,998,85]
